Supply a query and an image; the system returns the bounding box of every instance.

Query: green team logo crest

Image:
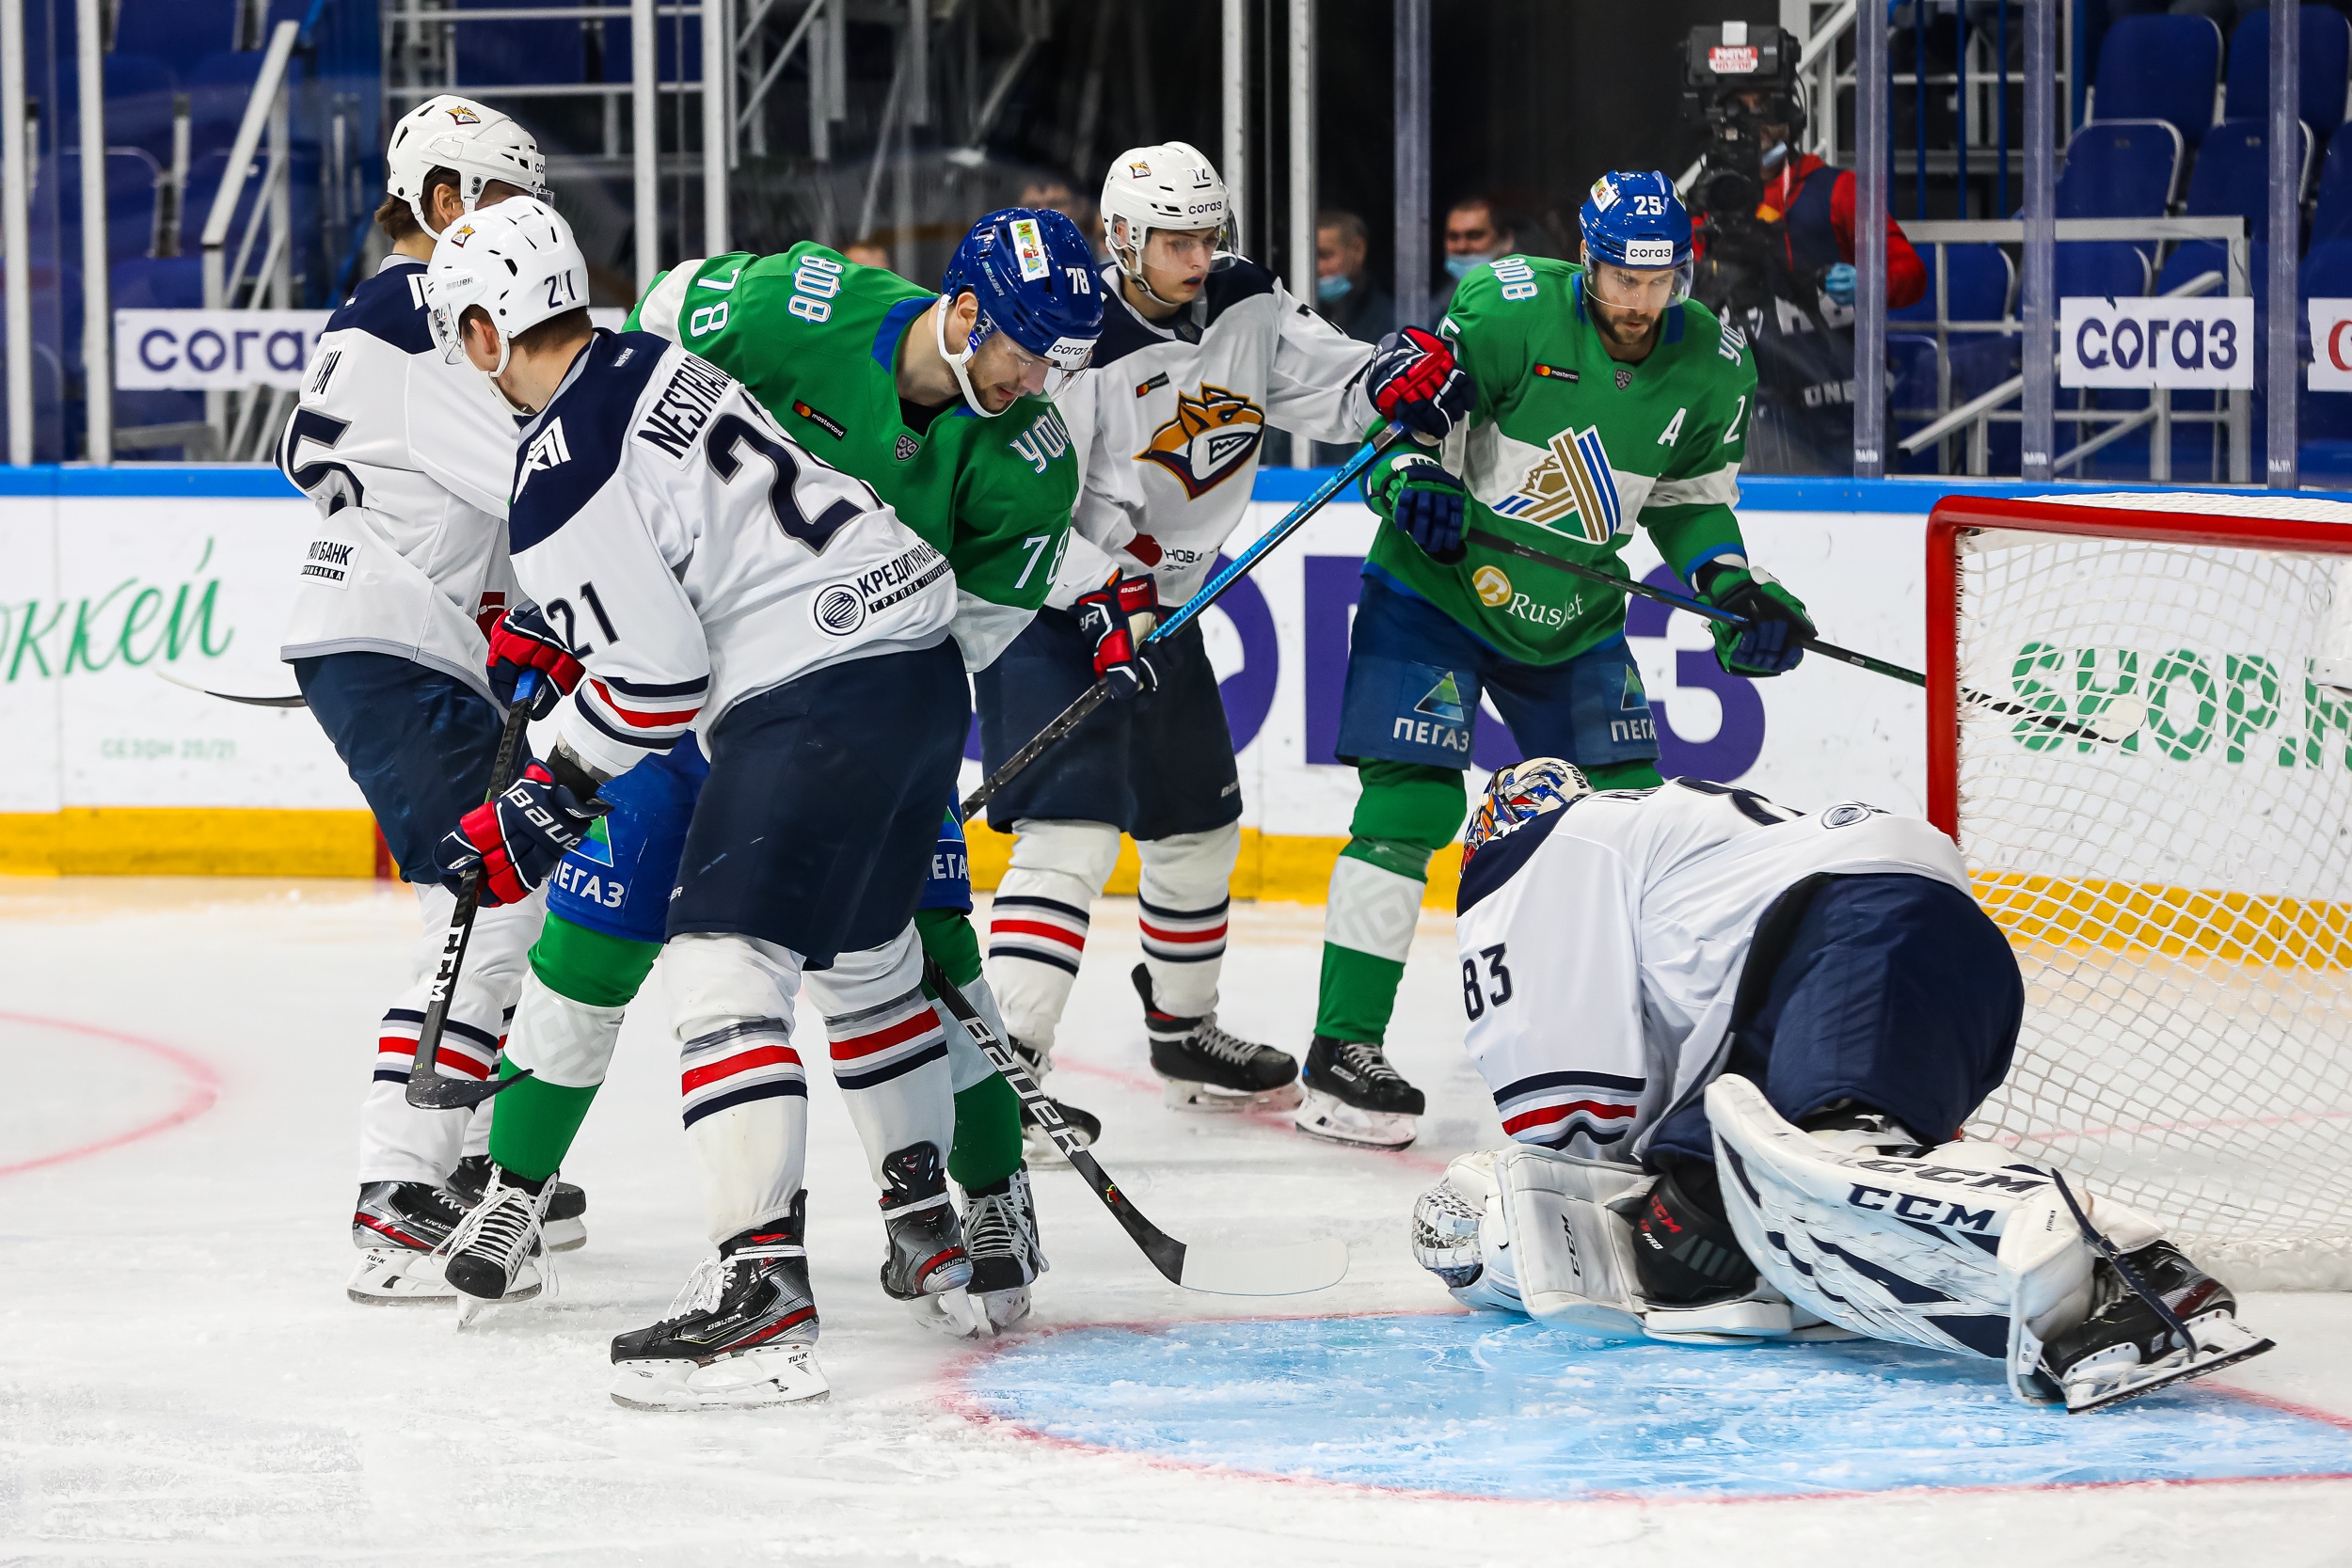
[1489,425,1626,546]
[1415,671,1470,724]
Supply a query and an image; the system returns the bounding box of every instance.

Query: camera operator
[1682,22,1924,473]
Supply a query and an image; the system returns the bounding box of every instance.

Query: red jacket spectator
[1755,152,1927,310]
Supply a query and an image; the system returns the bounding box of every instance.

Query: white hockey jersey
[277,255,526,697]
[1050,259,1377,607]
[1453,780,1972,1162]
[507,331,958,780]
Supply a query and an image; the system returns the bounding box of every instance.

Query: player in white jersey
[1412,762,2273,1413]
[421,200,974,1408]
[977,140,1471,1134]
[275,95,588,1305]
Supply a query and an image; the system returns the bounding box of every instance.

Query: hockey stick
[961,422,1412,817]
[922,957,1349,1297]
[1463,528,2146,747]
[405,669,543,1111]
[153,665,307,707]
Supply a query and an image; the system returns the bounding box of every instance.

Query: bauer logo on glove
[1367,326,1477,442]
[438,760,610,905]
[1074,571,1161,701]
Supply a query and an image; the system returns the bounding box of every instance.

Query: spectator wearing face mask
[1429,195,1517,324]
[1313,209,1396,344]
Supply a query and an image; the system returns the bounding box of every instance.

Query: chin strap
[933,297,1007,420]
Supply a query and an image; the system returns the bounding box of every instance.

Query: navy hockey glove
[1367,326,1476,440]
[1693,559,1815,677]
[438,760,609,906]
[1369,450,1468,564]
[1074,573,1160,702]
[485,605,584,719]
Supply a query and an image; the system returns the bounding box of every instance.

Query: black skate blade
[405,1067,535,1110]
[2066,1335,2277,1414]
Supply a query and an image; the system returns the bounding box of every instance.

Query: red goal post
[1924,492,2352,1289]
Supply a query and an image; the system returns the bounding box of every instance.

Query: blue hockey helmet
[1577,171,1695,309]
[935,206,1104,417]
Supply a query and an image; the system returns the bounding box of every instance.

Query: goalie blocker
[1410,760,2272,1410]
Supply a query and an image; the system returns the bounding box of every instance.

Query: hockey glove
[1693,559,1815,677]
[1367,326,1476,441]
[485,605,583,719]
[438,760,609,906]
[1369,450,1469,564]
[1074,573,1160,702]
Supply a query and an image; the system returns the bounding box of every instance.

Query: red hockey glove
[485,605,584,718]
[437,761,608,906]
[1074,573,1161,702]
[1368,326,1476,441]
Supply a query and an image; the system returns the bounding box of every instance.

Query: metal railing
[1893,215,2250,483]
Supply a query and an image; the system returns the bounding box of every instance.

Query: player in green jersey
[448,210,1104,1342]
[1303,171,1819,1148]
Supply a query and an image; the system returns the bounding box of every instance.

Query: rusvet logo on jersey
[1473,565,1514,607]
[1136,385,1264,499]
[1010,218,1052,281]
[1491,424,1625,544]
[512,419,572,497]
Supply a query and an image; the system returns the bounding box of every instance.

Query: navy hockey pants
[1645,872,2024,1169]
[294,652,504,884]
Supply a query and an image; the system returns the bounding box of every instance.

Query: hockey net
[1930,493,2352,1291]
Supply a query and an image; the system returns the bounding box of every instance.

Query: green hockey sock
[1583,758,1664,792]
[1315,940,1410,1045]
[915,905,983,988]
[486,1061,600,1183]
[949,1071,1025,1190]
[530,914,660,1008]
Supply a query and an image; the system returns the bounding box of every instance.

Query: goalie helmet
[1100,141,1240,305]
[934,206,1104,418]
[387,95,550,239]
[1462,757,1593,865]
[1578,170,1695,306]
[422,197,587,381]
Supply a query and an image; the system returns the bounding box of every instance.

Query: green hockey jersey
[1364,256,1757,666]
[628,243,1079,669]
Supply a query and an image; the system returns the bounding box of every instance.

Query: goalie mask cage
[1928,492,2352,1291]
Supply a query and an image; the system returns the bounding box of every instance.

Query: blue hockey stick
[961,422,1409,817]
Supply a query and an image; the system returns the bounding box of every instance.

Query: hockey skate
[347,1179,474,1304]
[877,1143,975,1301]
[1134,965,1301,1113]
[2036,1240,2275,1413]
[912,1167,1046,1339]
[449,1153,590,1253]
[438,1164,553,1323]
[1294,1035,1424,1148]
[610,1197,827,1411]
[1009,1035,1102,1163]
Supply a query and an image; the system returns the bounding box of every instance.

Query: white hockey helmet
[387,94,549,239]
[1100,140,1239,302]
[422,197,588,379]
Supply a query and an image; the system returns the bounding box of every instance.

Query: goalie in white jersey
[978,140,1470,1139]
[275,95,591,1305]
[421,200,975,1408]
[1414,762,2273,1413]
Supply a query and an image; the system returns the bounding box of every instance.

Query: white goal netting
[1952,493,2352,1290]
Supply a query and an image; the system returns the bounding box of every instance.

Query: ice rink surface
[5,878,2352,1566]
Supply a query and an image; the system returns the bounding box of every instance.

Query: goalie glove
[437,759,608,906]
[1074,573,1160,702]
[485,604,583,718]
[1367,450,1468,565]
[1367,326,1476,441]
[1692,557,1815,677]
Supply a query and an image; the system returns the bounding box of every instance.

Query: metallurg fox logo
[1136,384,1264,499]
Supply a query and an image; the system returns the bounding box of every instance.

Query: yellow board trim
[0,809,380,878]
[1975,870,2352,968]
[0,809,1464,906]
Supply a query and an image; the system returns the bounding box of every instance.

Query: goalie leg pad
[1489,1144,1648,1337]
[1709,1073,2106,1371]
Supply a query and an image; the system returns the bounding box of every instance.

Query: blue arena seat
[453,0,589,87]
[2057,242,2153,300]
[2057,119,2184,217]
[2224,9,2352,145]
[1891,241,2014,324]
[112,0,239,65]
[2314,133,2352,244]
[2184,119,2313,243]
[601,11,705,85]
[186,50,306,158]
[2091,14,2225,149]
